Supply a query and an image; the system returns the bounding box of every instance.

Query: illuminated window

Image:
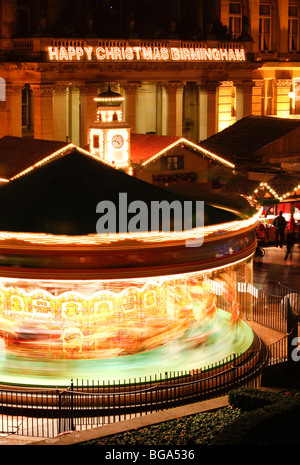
[229,2,242,39]
[231,86,236,118]
[289,79,300,114]
[288,5,299,51]
[261,80,274,115]
[259,3,271,51]
[162,156,184,170]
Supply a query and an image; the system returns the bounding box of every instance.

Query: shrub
[86,406,242,446]
[213,390,300,445]
[228,387,282,411]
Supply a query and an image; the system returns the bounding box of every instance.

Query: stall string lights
[141,138,235,169]
[253,182,300,202]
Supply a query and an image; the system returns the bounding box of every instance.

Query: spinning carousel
[0,146,258,386]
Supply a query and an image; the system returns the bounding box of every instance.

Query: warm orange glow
[0,260,244,359]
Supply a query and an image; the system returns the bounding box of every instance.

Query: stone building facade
[1,0,300,147]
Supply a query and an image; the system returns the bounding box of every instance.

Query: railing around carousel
[0,345,265,438]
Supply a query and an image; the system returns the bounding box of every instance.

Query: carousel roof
[0,146,239,235]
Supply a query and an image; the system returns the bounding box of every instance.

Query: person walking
[285,231,295,260]
[289,212,296,232]
[273,210,287,248]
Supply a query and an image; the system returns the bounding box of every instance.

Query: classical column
[32,83,55,140]
[80,83,99,147]
[198,82,208,141]
[275,79,292,118]
[5,83,22,137]
[236,80,254,120]
[164,81,184,137]
[206,81,219,138]
[53,84,68,142]
[252,80,264,116]
[123,82,141,133]
[218,81,234,132]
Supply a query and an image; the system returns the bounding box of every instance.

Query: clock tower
[89,85,131,171]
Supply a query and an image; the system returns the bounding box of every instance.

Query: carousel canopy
[0,147,239,235]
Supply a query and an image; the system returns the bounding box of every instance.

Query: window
[259,3,271,51]
[22,84,32,130]
[261,80,274,115]
[231,86,236,118]
[93,134,100,148]
[288,5,299,51]
[229,2,242,39]
[164,156,184,170]
[17,0,30,37]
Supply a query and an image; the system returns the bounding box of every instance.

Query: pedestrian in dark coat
[273,211,287,248]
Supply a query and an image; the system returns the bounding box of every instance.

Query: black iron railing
[0,347,265,438]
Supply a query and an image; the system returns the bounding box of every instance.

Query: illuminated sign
[48,45,246,62]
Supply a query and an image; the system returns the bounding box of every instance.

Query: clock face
[112,134,124,149]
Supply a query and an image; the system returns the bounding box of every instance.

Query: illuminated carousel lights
[0,209,260,246]
[0,254,246,359]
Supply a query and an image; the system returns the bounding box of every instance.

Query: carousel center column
[31,83,55,140]
[164,81,184,137]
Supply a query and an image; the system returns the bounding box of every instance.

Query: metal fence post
[58,388,62,435]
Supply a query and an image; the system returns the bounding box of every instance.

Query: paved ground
[253,244,300,293]
[0,246,298,445]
